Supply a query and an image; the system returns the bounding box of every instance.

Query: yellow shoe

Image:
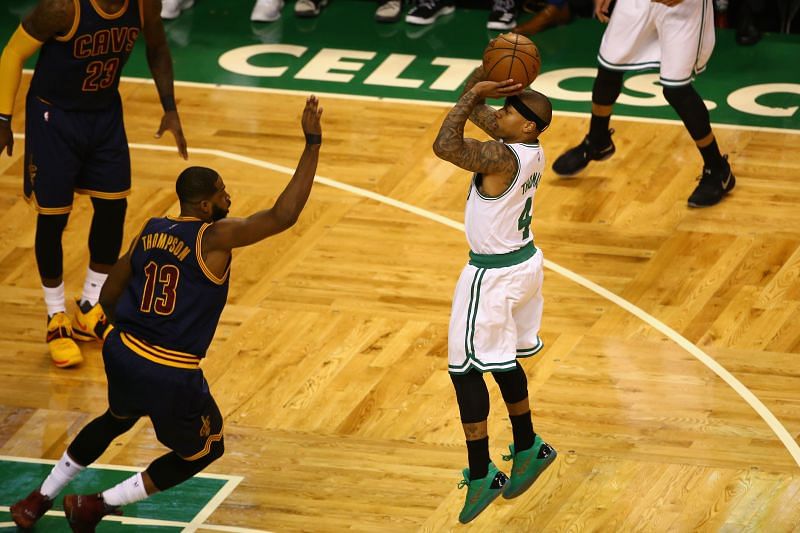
[46,313,83,368]
[73,300,112,342]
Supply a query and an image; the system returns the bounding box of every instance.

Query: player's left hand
[155,111,189,159]
[470,79,524,99]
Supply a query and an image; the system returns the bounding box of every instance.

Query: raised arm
[141,0,188,159]
[433,80,520,176]
[203,96,323,252]
[461,66,501,140]
[0,0,72,156]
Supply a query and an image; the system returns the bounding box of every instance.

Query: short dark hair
[519,90,553,126]
[176,167,219,203]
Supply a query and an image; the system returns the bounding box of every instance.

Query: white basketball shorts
[448,246,544,374]
[597,0,715,86]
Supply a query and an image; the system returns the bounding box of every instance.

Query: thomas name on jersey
[522,172,542,194]
[73,27,139,59]
[140,232,192,262]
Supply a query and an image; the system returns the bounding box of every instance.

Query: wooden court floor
[0,76,799,532]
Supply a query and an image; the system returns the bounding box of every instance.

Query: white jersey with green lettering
[464,142,544,255]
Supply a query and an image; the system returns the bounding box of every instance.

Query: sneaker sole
[502,449,557,499]
[295,0,327,17]
[458,488,505,524]
[405,5,454,24]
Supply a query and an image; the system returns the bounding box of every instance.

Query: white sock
[81,268,108,307]
[102,472,148,507]
[43,283,67,317]
[40,451,85,499]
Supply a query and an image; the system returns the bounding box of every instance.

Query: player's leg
[658,2,734,207]
[492,364,556,499]
[24,94,86,367]
[73,197,126,341]
[553,0,658,176]
[9,411,138,528]
[62,364,225,528]
[446,264,507,523]
[498,250,555,498]
[450,369,508,524]
[74,97,131,339]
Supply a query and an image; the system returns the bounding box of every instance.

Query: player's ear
[523,121,537,134]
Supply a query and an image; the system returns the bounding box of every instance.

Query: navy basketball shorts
[23,92,131,215]
[102,328,224,461]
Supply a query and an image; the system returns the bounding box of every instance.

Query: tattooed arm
[461,66,501,140]
[433,80,521,177]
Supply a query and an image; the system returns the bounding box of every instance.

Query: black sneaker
[552,129,616,176]
[405,0,454,25]
[487,0,516,30]
[687,155,735,208]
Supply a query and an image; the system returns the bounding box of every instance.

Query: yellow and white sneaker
[73,300,112,342]
[46,313,83,368]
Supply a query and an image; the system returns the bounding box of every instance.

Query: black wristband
[0,113,10,123]
[305,133,322,145]
[161,94,177,113]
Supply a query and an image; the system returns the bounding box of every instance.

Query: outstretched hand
[302,95,323,136]
[155,110,188,160]
[469,79,524,100]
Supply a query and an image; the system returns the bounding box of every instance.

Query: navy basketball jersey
[114,217,230,366]
[29,0,142,111]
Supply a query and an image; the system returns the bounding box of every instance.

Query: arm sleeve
[0,25,44,116]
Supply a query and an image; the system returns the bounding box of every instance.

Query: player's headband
[506,96,549,132]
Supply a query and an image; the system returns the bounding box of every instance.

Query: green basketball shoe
[457,462,508,524]
[502,435,557,499]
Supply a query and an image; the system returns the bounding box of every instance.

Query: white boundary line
[15,69,800,136]
[0,506,272,532]
[9,132,800,468]
[0,454,257,532]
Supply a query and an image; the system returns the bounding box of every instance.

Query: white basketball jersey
[465,142,544,255]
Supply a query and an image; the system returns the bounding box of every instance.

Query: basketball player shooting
[433,68,558,523]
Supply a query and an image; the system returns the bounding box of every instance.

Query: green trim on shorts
[516,336,544,358]
[469,242,537,269]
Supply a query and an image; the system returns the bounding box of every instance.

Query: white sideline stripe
[15,69,800,136]
[0,454,241,481]
[184,475,243,532]
[9,132,800,467]
[0,506,272,532]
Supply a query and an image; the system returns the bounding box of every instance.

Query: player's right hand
[470,79,523,100]
[0,121,12,157]
[302,95,322,136]
[594,0,612,22]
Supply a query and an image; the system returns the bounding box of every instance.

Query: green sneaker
[457,462,508,524]
[502,435,557,499]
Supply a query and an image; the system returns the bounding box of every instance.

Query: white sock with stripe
[40,451,85,499]
[81,268,108,307]
[43,283,67,317]
[102,472,148,507]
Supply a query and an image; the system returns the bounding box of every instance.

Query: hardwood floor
[1,75,798,531]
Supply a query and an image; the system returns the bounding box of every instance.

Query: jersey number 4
[140,262,179,315]
[518,197,532,240]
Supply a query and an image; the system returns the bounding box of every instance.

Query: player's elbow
[432,139,455,161]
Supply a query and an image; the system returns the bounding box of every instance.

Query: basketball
[482,33,541,87]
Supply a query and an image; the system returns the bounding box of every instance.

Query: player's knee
[451,370,490,424]
[492,364,529,405]
[35,213,70,279]
[592,66,624,106]
[89,198,127,265]
[207,437,225,462]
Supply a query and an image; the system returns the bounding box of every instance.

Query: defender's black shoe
[687,155,735,208]
[552,129,616,176]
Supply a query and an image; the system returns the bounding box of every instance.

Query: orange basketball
[482,33,541,87]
